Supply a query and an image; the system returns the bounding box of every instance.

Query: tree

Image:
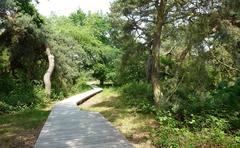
[150,0,166,105]
[70,9,86,26]
[47,12,119,87]
[0,0,57,97]
[92,63,107,85]
[0,0,45,75]
[69,12,120,85]
[109,0,240,106]
[110,0,178,105]
[43,47,55,97]
[0,0,54,112]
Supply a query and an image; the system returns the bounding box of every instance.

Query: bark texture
[44,48,55,97]
[150,0,166,106]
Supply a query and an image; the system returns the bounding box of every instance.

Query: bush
[0,101,13,114]
[92,63,107,85]
[120,82,153,100]
[68,77,91,95]
[0,74,48,114]
[137,98,156,114]
[151,109,238,147]
[117,52,147,84]
[119,82,155,113]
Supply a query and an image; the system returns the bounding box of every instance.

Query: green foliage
[137,99,156,114]
[70,9,86,26]
[47,13,119,87]
[0,0,48,114]
[92,63,107,85]
[84,13,112,44]
[0,73,47,114]
[0,49,10,71]
[68,75,91,95]
[0,7,120,114]
[117,50,147,84]
[0,105,51,148]
[151,109,239,147]
[211,79,240,108]
[118,79,240,146]
[0,101,13,114]
[120,82,153,100]
[0,0,240,147]
[119,82,156,114]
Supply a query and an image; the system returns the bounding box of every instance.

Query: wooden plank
[35,88,133,148]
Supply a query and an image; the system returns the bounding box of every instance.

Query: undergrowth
[120,81,240,147]
[0,73,90,114]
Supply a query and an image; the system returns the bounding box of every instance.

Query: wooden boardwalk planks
[35,88,133,148]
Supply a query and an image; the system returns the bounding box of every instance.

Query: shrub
[0,101,13,114]
[0,74,48,114]
[69,76,91,95]
[119,82,155,113]
[120,82,153,100]
[92,63,107,85]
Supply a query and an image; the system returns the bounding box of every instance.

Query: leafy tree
[0,0,49,112]
[110,0,184,105]
[0,0,46,77]
[70,9,86,26]
[110,0,240,106]
[92,63,107,85]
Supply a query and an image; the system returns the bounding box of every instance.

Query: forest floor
[0,103,53,148]
[80,87,157,148]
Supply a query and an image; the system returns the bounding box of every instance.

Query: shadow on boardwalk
[35,88,133,148]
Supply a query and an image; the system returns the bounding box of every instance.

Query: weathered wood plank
[35,87,133,148]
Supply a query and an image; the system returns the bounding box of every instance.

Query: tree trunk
[100,79,104,86]
[147,50,153,82]
[43,48,55,97]
[150,41,163,106]
[150,0,166,106]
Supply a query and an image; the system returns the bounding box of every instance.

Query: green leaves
[70,9,86,26]
[47,11,119,86]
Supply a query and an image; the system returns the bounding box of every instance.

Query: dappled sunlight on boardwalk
[35,88,133,148]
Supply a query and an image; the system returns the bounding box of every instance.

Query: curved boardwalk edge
[35,87,133,148]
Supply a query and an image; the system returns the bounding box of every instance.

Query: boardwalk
[35,87,133,148]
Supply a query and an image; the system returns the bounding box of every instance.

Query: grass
[80,88,156,148]
[0,80,94,148]
[80,86,240,147]
[0,104,52,148]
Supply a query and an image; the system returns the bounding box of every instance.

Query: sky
[35,0,113,17]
